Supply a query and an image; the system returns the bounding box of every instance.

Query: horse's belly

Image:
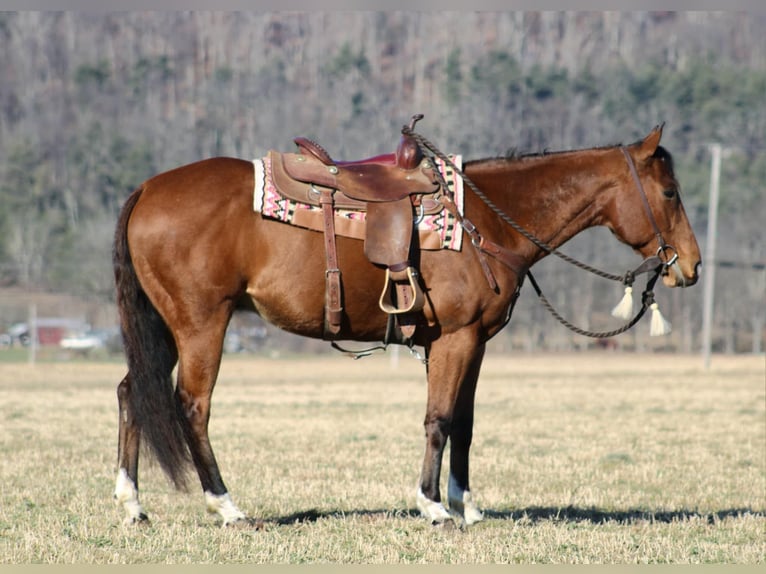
[244,255,390,342]
[245,291,323,339]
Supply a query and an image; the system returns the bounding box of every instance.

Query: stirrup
[378,266,425,315]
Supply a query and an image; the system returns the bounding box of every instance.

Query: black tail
[113,186,191,490]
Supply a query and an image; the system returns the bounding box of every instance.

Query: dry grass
[0,351,763,563]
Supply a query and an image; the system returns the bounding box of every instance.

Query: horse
[112,124,701,527]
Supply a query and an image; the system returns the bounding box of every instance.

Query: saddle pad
[252,154,464,252]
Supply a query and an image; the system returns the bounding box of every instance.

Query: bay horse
[113,124,700,527]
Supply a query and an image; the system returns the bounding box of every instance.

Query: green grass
[0,353,763,563]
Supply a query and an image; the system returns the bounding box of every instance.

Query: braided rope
[526,270,660,338]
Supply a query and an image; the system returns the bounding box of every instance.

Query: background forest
[0,11,764,354]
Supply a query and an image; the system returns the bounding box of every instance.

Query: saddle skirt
[252,153,464,252]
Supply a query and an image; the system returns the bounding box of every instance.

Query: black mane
[464,141,675,175]
[464,141,619,168]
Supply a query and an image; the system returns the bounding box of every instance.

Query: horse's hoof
[448,482,485,526]
[432,516,465,531]
[223,516,266,531]
[123,513,150,526]
[462,506,484,525]
[417,489,453,524]
[450,499,484,525]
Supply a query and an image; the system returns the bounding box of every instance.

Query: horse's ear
[638,122,665,159]
[637,123,665,159]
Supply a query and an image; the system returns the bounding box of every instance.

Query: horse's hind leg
[174,310,248,526]
[114,374,148,524]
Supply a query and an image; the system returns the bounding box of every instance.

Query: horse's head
[607,126,701,288]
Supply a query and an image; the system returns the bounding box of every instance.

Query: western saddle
[270,114,444,341]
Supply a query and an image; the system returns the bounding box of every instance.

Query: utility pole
[701,143,722,370]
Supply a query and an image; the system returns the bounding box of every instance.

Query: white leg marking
[416,488,453,524]
[114,468,147,524]
[204,491,247,526]
[448,473,484,525]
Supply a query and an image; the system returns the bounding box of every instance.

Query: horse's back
[128,157,254,249]
[139,157,254,211]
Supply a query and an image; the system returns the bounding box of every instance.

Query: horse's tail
[113,186,191,491]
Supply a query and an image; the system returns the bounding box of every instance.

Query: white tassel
[611,286,634,320]
[649,302,672,336]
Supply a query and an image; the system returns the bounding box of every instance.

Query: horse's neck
[467,150,614,259]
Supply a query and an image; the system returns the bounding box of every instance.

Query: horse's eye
[663,188,677,200]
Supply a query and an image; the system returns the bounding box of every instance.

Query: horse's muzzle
[663,259,700,288]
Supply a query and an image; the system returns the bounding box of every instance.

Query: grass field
[0,351,763,563]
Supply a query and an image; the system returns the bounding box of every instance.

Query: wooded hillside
[0,11,763,353]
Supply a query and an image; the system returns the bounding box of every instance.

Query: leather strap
[439,195,498,290]
[319,188,343,336]
[477,237,528,278]
[620,147,666,250]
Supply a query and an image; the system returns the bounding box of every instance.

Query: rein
[403,123,674,339]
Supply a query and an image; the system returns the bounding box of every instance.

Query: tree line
[0,11,763,353]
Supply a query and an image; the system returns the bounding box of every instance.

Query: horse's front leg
[416,330,485,525]
[447,343,485,525]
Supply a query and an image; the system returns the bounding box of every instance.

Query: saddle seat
[294,138,398,168]
[287,133,435,203]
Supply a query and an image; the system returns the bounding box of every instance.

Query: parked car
[59,332,105,352]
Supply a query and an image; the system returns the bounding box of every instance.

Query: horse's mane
[464,142,621,168]
[465,141,675,175]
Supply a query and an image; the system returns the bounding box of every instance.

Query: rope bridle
[402,121,678,339]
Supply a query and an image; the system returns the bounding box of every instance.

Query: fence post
[701,143,721,370]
